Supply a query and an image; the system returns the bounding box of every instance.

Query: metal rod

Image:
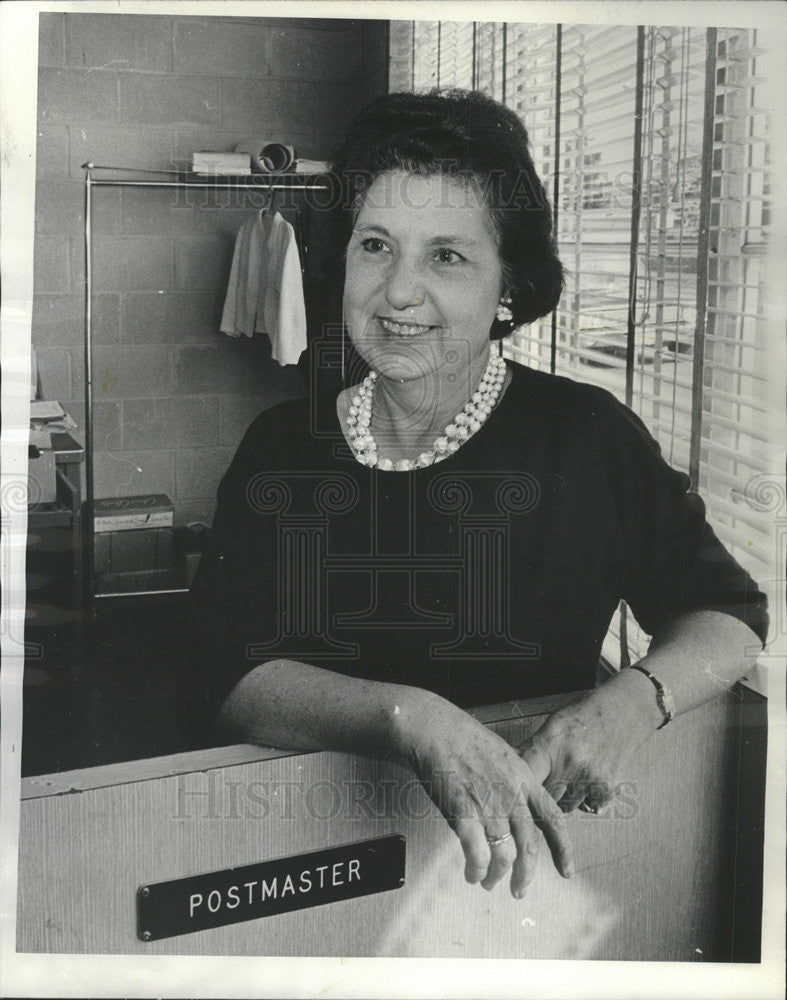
[551,24,563,375]
[625,26,646,409]
[87,180,329,190]
[437,22,442,88]
[82,161,328,181]
[83,166,95,619]
[689,28,718,487]
[501,24,507,103]
[472,22,478,90]
[95,588,191,599]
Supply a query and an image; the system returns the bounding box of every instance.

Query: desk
[17,687,766,959]
[27,432,85,671]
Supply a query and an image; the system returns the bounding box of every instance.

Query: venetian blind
[389,21,777,664]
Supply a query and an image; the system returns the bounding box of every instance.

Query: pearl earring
[496,297,514,323]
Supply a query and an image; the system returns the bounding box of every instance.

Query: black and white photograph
[1,1,785,997]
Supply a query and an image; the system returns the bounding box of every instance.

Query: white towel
[220,211,307,366]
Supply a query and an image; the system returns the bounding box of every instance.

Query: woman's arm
[219,658,574,896]
[520,610,761,811]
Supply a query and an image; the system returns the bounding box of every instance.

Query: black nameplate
[137,835,405,941]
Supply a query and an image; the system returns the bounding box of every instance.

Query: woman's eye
[361,237,389,254]
[434,248,463,265]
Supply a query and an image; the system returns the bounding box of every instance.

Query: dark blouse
[185,360,768,742]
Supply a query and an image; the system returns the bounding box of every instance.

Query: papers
[29,400,65,421]
[295,159,329,174]
[30,399,78,433]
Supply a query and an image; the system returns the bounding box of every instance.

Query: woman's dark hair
[329,89,564,336]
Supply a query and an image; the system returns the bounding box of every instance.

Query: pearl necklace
[346,352,507,471]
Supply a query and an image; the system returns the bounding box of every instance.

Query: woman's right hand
[395,693,575,897]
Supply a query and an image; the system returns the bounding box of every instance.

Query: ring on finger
[486,831,514,847]
[578,799,599,815]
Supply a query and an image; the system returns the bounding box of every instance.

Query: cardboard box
[94,494,174,533]
[94,526,175,575]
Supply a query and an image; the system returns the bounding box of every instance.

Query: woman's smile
[377,316,437,337]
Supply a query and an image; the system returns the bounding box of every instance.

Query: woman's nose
[384,256,426,311]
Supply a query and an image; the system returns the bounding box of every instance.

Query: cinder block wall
[34,12,389,527]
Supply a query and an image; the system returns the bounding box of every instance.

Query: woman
[189,90,768,899]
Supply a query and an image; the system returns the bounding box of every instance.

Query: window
[390,21,778,666]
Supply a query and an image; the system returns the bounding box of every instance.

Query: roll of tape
[235,139,295,173]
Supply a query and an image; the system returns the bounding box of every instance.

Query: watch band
[628,664,675,729]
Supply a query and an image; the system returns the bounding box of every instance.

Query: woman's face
[343,171,504,384]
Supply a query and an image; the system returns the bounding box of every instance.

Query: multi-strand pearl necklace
[346,352,507,471]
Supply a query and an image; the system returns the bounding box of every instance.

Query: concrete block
[120,187,246,239]
[65,13,171,72]
[92,236,173,292]
[34,236,71,294]
[119,75,219,126]
[122,395,220,450]
[39,13,66,67]
[175,339,305,402]
[121,291,223,344]
[38,68,118,123]
[271,132,340,161]
[93,399,123,450]
[34,178,80,236]
[173,237,233,292]
[93,448,175,500]
[93,294,122,344]
[267,24,360,81]
[173,342,270,397]
[35,177,121,237]
[92,344,173,399]
[57,397,121,454]
[31,294,83,347]
[66,346,86,397]
[69,125,174,176]
[175,446,234,501]
[218,77,294,132]
[304,81,362,137]
[68,237,84,292]
[221,78,359,135]
[172,127,246,165]
[36,125,70,178]
[34,292,120,348]
[35,346,72,400]
[173,19,271,77]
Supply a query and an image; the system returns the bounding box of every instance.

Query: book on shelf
[192,151,252,175]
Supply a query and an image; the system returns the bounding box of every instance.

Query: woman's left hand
[517,671,659,814]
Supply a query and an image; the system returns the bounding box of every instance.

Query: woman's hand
[518,670,659,814]
[397,694,575,897]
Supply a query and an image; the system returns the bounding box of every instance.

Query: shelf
[83,163,330,191]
